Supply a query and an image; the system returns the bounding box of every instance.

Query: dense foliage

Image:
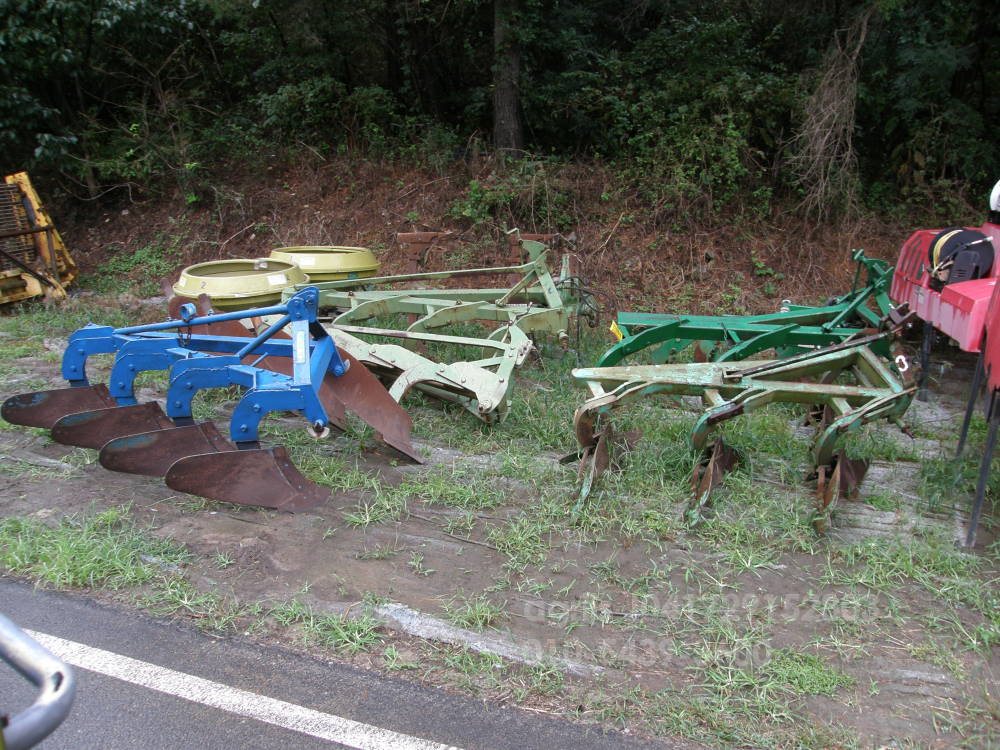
[2,0,997,218]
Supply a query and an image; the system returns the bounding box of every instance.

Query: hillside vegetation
[3,0,998,235]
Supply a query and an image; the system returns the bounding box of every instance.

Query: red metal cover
[890,222,1000,352]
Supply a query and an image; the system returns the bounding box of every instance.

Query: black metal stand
[967,392,998,547]
[917,321,935,402]
[956,351,985,457]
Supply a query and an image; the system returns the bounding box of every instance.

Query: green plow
[601,250,895,366]
[570,253,914,532]
[293,240,576,342]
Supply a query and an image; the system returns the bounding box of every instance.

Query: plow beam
[600,250,896,367]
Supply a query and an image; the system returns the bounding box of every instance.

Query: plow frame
[292,240,577,340]
[572,328,915,530]
[600,250,896,367]
[27,289,344,446]
[330,323,533,423]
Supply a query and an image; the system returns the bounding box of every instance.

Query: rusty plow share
[2,288,421,512]
[570,331,915,531]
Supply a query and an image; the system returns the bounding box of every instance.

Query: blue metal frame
[56,288,344,446]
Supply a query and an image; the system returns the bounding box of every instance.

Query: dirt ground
[1,319,998,748]
[1,163,998,748]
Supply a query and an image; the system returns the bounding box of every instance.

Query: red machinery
[891,179,1000,545]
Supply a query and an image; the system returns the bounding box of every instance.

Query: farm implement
[599,249,895,367]
[297,240,577,341]
[955,277,1000,547]
[571,320,915,531]
[890,181,1000,398]
[886,179,1000,544]
[1,172,77,305]
[274,238,577,422]
[330,324,532,423]
[1,288,419,511]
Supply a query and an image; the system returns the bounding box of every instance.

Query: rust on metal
[165,445,329,512]
[50,402,174,449]
[813,451,870,533]
[1,384,117,429]
[99,422,233,476]
[688,438,739,522]
[322,347,422,463]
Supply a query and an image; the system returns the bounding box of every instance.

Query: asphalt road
[0,580,686,749]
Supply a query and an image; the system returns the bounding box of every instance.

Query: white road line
[27,630,461,750]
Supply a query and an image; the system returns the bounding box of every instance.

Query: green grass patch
[442,591,507,630]
[0,507,189,589]
[762,650,855,695]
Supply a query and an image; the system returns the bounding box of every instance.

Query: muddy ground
[1,308,997,749]
[1,161,998,747]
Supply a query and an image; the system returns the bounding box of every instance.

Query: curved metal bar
[0,615,75,750]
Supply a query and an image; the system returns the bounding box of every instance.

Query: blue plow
[1,288,420,511]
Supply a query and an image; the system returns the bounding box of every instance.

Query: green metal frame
[571,328,914,530]
[599,250,896,367]
[288,241,577,340]
[330,323,532,423]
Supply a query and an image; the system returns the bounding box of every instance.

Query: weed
[357,544,402,561]
[442,592,506,630]
[0,507,189,589]
[400,467,507,511]
[762,650,855,696]
[382,644,419,671]
[485,516,551,571]
[303,613,384,654]
[90,232,186,297]
[408,551,435,576]
[140,578,250,631]
[864,492,901,511]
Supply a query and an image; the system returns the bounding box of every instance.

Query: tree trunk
[493,0,523,156]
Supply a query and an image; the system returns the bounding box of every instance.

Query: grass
[761,650,855,696]
[0,507,190,589]
[442,592,507,630]
[303,613,384,653]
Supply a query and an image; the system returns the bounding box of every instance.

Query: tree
[492,0,523,155]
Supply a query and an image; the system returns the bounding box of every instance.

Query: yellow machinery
[269,246,380,281]
[0,172,77,304]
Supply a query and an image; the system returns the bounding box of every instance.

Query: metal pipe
[0,615,76,750]
[115,300,294,335]
[235,313,291,359]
